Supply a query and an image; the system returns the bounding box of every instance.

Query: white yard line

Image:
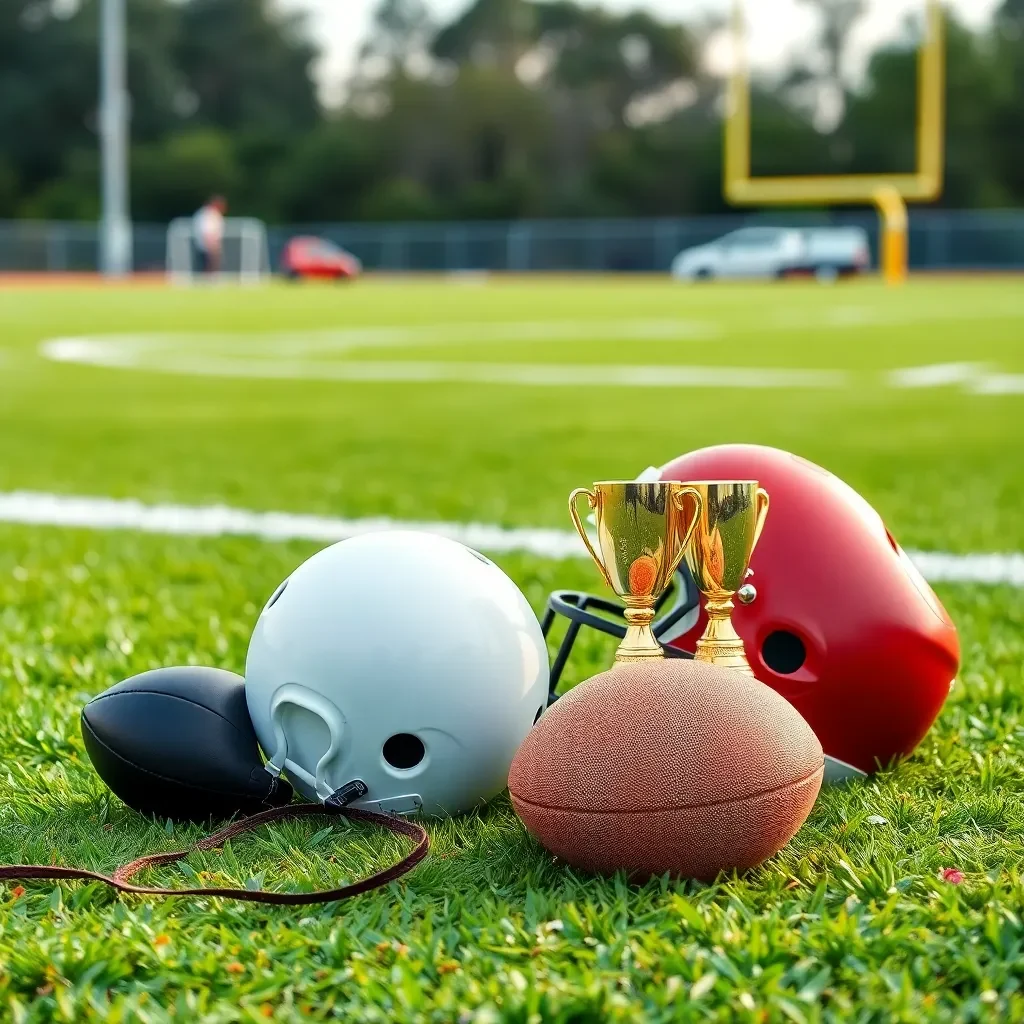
[39,335,847,387]
[42,319,722,364]
[972,373,1024,395]
[886,363,990,388]
[0,491,583,561]
[0,491,1020,586]
[135,359,850,388]
[772,302,1024,331]
[38,335,1023,393]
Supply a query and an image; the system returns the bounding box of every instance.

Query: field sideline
[0,278,1022,1022]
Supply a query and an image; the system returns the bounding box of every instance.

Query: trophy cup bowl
[569,481,702,663]
[683,481,770,674]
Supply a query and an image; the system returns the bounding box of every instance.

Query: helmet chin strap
[0,691,428,905]
[0,798,428,905]
[265,684,357,805]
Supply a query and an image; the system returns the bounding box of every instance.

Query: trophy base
[615,646,665,663]
[693,640,754,675]
[614,606,664,663]
[693,597,754,675]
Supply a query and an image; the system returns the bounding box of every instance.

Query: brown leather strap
[0,803,428,905]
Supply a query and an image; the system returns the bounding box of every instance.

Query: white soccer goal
[165,217,271,285]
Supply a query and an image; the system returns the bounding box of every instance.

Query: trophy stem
[693,596,753,675]
[615,606,664,663]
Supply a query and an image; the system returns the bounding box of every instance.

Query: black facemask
[541,565,702,703]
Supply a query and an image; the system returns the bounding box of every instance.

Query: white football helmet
[244,531,549,817]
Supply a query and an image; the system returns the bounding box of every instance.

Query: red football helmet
[543,445,959,775]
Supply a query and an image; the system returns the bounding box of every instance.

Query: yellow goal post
[723,0,945,284]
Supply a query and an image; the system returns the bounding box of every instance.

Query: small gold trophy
[569,481,702,662]
[684,481,770,674]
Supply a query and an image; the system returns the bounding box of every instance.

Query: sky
[276,0,1003,104]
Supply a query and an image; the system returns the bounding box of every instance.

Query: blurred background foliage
[1,0,1023,223]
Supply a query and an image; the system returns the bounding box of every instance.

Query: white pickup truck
[671,226,870,282]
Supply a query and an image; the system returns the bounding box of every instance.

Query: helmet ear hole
[266,579,288,610]
[534,706,544,724]
[762,631,806,675]
[383,733,425,770]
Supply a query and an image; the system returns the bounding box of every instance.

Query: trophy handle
[669,486,703,578]
[568,487,612,588]
[751,486,770,554]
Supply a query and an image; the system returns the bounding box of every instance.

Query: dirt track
[0,273,167,288]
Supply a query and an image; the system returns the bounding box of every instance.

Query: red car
[281,236,362,281]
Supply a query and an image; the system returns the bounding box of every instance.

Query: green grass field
[0,277,1022,1022]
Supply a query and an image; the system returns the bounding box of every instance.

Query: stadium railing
[1,209,1023,275]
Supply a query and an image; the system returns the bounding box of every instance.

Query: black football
[82,666,292,821]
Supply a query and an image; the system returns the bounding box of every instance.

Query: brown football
[508,660,823,881]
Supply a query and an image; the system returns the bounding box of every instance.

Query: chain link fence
[1,209,1023,275]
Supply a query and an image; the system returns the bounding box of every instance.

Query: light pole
[99,0,131,276]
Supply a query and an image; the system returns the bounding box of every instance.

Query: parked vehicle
[670,226,870,281]
[280,236,362,281]
[800,228,872,280]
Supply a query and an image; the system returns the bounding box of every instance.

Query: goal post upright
[723,0,945,284]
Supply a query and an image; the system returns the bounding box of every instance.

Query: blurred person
[193,195,227,275]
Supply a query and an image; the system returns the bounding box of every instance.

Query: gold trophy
[684,481,770,674]
[569,481,702,662]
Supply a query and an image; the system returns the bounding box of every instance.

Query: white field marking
[972,373,1024,395]
[772,301,1024,331]
[0,490,1021,586]
[40,299,1024,366]
[41,334,846,389]
[887,363,991,388]
[908,551,1024,587]
[0,491,584,560]
[39,297,1024,370]
[43,318,721,362]
[97,357,850,389]
[268,318,722,350]
[886,363,1024,394]
[38,326,1023,393]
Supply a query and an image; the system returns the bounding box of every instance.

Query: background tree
[0,0,318,220]
[0,0,181,213]
[359,0,434,76]
[789,0,867,126]
[432,0,537,73]
[131,130,239,222]
[0,0,1020,222]
[989,0,1024,204]
[173,0,319,135]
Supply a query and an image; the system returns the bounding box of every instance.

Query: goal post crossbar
[723,0,945,283]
